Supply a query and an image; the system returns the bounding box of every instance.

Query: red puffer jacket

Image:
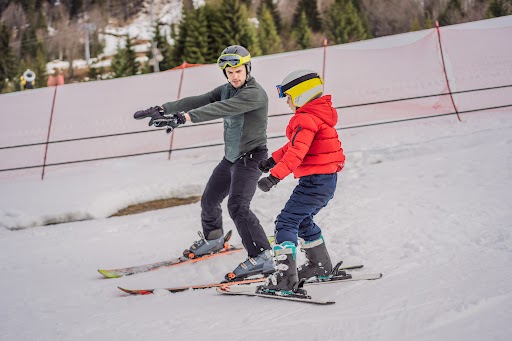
[270,95,345,180]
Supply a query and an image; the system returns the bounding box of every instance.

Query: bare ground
[109,196,201,217]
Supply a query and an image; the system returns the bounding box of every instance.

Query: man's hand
[133,106,165,126]
[134,107,186,133]
[258,157,276,173]
[257,174,280,192]
[152,112,187,133]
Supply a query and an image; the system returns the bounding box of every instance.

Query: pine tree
[424,11,434,29]
[486,0,512,18]
[215,0,260,56]
[411,17,421,31]
[438,0,465,26]
[171,10,190,66]
[33,48,47,88]
[20,26,39,60]
[204,4,225,63]
[258,3,283,55]
[153,24,173,71]
[124,34,139,76]
[110,35,139,78]
[0,22,17,93]
[257,0,281,32]
[88,65,99,80]
[293,0,322,32]
[245,15,262,57]
[324,0,368,45]
[294,10,312,49]
[110,42,127,78]
[183,6,209,64]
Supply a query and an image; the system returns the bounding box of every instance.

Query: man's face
[225,65,247,89]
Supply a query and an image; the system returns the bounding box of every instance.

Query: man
[134,45,273,281]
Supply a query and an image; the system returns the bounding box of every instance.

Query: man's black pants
[201,146,271,257]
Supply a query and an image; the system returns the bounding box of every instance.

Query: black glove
[151,111,187,134]
[258,157,276,173]
[258,174,280,192]
[134,106,186,134]
[133,106,165,126]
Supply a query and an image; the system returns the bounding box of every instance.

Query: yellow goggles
[217,54,251,70]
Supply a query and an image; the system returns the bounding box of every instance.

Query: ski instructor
[133,45,273,281]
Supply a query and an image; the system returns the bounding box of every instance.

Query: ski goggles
[217,54,251,69]
[276,85,286,98]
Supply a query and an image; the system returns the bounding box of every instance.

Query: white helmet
[276,70,323,107]
[23,69,36,83]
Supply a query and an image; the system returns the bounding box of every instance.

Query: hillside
[1,109,511,340]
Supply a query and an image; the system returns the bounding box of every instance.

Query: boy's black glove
[258,157,276,173]
[258,174,280,192]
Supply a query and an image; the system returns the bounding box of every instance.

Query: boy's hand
[258,174,280,192]
[258,157,276,173]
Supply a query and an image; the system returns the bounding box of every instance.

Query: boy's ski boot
[256,242,308,297]
[225,249,274,281]
[297,236,332,281]
[183,230,226,259]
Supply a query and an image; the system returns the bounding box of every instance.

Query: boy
[257,70,345,293]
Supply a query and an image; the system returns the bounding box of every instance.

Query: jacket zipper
[291,125,302,146]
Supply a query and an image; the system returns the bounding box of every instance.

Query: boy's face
[225,65,247,89]
[287,95,297,113]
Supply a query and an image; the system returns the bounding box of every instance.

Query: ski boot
[225,249,274,281]
[183,229,226,259]
[256,242,308,296]
[297,236,332,281]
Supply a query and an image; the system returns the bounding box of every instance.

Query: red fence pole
[41,85,59,180]
[168,61,187,160]
[322,39,327,92]
[435,21,461,122]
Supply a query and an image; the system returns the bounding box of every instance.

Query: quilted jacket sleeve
[270,115,318,180]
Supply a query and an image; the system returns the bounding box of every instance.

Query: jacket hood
[296,95,337,127]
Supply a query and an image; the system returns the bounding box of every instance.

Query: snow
[1,108,511,340]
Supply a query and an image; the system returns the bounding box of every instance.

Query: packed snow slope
[0,111,511,340]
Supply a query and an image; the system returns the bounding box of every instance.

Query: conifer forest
[0,0,511,93]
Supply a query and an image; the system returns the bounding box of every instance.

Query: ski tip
[118,286,153,295]
[98,269,121,278]
[117,286,133,294]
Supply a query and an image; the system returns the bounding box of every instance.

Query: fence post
[168,61,187,160]
[322,39,327,92]
[435,21,461,122]
[41,85,59,180]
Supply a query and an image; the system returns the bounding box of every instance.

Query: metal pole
[150,0,160,72]
[435,21,461,122]
[85,29,90,64]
